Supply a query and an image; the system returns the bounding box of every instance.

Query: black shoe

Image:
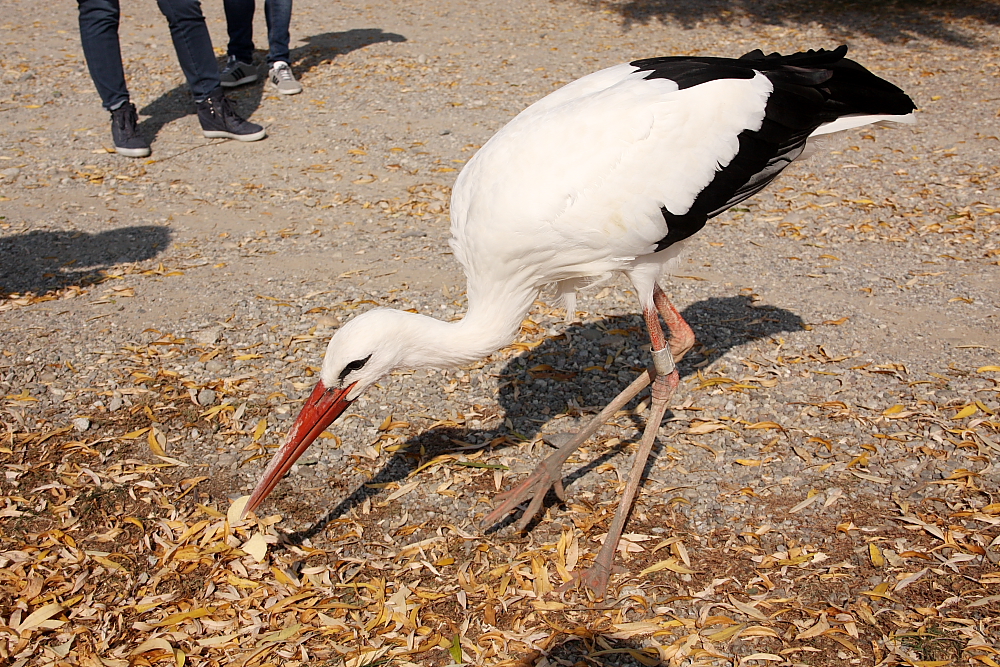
[220,55,258,88]
[196,89,266,142]
[110,102,150,157]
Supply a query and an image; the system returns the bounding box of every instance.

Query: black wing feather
[630,46,915,252]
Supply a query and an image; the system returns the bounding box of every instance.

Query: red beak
[242,380,356,517]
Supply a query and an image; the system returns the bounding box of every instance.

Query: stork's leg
[482,369,653,531]
[569,305,680,596]
[573,369,678,595]
[484,290,691,533]
[653,283,695,362]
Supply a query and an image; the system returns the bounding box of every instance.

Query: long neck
[402,279,538,369]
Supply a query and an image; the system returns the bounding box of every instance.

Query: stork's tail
[740,45,917,140]
[810,112,915,138]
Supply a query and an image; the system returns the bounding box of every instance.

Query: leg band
[650,345,676,376]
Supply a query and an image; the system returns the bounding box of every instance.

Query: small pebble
[72,417,90,432]
[197,389,217,406]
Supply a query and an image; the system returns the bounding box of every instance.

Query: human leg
[263,0,292,65]
[76,0,129,110]
[77,0,149,157]
[262,0,301,93]
[154,0,221,101]
[223,0,256,63]
[220,0,258,86]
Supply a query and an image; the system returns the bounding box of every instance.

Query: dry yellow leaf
[227,495,250,525]
[16,602,65,633]
[869,543,885,567]
[953,404,978,419]
[241,532,268,562]
[639,557,695,576]
[154,607,214,627]
[148,427,167,457]
[686,421,727,434]
[745,421,782,430]
[531,600,565,610]
[728,596,769,621]
[705,623,746,642]
[795,614,831,640]
[131,637,174,655]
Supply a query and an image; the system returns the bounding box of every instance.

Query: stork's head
[242,308,438,516]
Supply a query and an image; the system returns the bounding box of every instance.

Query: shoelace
[215,94,237,120]
[273,65,294,81]
[114,106,138,136]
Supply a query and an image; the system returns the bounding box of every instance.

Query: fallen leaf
[686,421,727,434]
[227,495,250,525]
[132,637,174,655]
[241,532,268,562]
[953,404,978,419]
[640,558,696,576]
[16,602,65,633]
[869,543,885,567]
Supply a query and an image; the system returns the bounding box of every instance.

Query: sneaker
[220,56,257,88]
[268,61,302,95]
[196,89,267,141]
[110,102,150,157]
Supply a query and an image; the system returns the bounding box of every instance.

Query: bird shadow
[283,294,805,545]
[135,28,406,146]
[569,0,999,47]
[0,225,172,296]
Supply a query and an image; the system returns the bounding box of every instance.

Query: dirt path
[2,1,999,665]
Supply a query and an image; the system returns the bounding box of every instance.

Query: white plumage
[244,46,915,595]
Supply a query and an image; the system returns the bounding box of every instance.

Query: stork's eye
[338,355,372,382]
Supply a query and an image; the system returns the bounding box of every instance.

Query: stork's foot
[482,451,568,532]
[558,561,624,598]
[482,370,654,532]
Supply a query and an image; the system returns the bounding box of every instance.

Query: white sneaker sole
[203,128,267,142]
[115,145,151,157]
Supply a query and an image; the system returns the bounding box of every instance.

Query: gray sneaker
[269,61,302,95]
[220,56,257,88]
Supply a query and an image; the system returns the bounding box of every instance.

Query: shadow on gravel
[573,0,999,46]
[0,225,172,295]
[285,294,805,544]
[137,28,407,146]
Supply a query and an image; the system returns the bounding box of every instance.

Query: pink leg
[484,294,686,573]
[653,284,695,361]
[567,305,680,596]
[482,369,653,531]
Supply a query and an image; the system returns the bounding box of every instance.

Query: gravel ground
[1,0,999,665]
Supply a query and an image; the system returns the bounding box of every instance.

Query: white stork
[243,45,915,595]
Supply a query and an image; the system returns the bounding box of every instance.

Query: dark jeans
[224,0,292,66]
[77,0,222,110]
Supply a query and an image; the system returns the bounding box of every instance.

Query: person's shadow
[283,294,806,544]
[137,28,407,146]
[0,226,172,296]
